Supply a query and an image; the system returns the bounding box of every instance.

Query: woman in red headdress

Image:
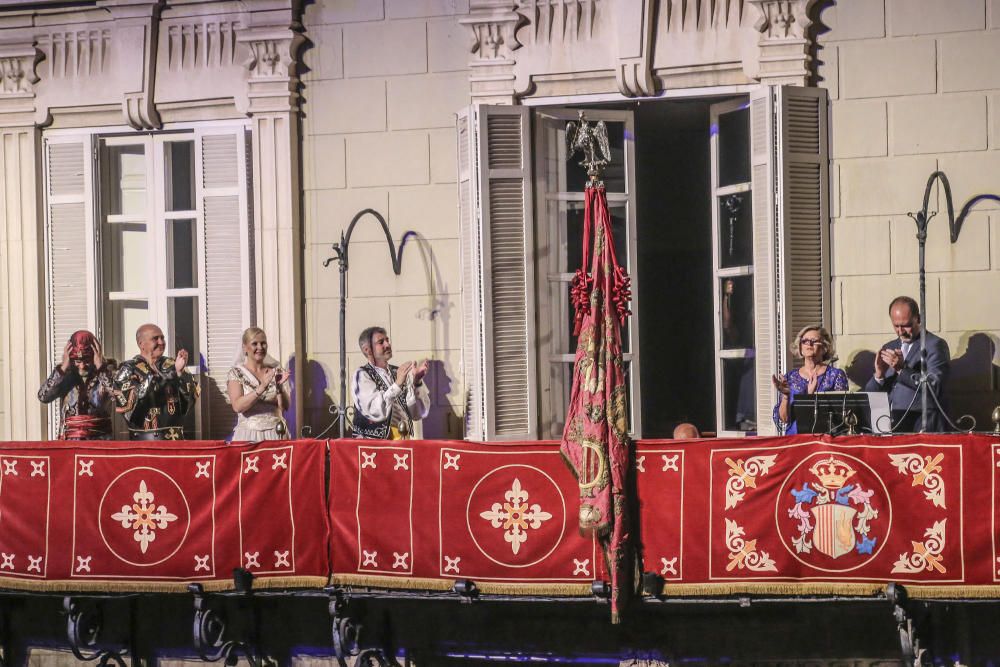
[38,330,117,440]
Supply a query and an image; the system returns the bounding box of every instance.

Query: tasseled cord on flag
[560,179,636,623]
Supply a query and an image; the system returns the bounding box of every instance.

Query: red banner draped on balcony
[0,439,329,591]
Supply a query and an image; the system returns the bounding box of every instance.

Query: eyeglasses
[800,338,823,347]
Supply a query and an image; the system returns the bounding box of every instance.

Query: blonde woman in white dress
[227,327,291,441]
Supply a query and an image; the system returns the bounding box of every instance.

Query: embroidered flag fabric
[0,439,328,591]
[560,184,635,621]
[328,439,599,593]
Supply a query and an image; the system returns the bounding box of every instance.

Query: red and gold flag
[560,183,634,622]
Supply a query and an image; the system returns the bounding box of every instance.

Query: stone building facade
[0,0,998,441]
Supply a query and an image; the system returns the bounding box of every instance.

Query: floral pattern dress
[228,365,288,441]
[773,366,849,435]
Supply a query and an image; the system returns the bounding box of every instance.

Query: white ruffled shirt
[353,364,430,429]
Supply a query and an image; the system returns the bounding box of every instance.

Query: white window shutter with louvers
[776,86,831,350]
[458,105,538,441]
[750,85,830,435]
[196,126,252,439]
[457,108,486,440]
[43,135,96,439]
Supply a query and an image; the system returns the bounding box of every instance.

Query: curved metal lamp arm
[319,209,411,439]
[903,171,999,433]
[914,171,1000,242]
[323,208,406,276]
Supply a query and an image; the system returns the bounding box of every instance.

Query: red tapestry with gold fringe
[0,439,328,591]
[328,439,601,594]
[560,184,634,621]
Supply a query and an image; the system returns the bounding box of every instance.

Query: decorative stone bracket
[460,1,526,105]
[460,0,523,62]
[99,0,164,130]
[236,25,306,114]
[0,45,39,96]
[748,0,821,86]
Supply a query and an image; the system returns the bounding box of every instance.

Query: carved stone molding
[0,45,39,96]
[517,0,600,44]
[236,25,306,114]
[662,0,746,30]
[37,30,110,79]
[614,0,656,97]
[99,0,164,130]
[0,42,42,126]
[461,0,524,61]
[166,21,240,71]
[748,0,821,85]
[460,1,528,104]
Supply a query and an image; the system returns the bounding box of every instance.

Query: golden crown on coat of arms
[808,455,857,489]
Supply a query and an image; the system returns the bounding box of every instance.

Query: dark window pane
[164,141,195,212]
[167,219,198,289]
[720,275,755,350]
[718,191,753,268]
[168,295,199,362]
[717,106,750,187]
[722,357,756,433]
[565,120,627,193]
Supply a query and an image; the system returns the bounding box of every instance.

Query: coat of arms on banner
[777,452,891,571]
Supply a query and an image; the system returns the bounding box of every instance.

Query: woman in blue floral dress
[772,325,848,434]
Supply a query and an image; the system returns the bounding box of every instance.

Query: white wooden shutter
[457,108,486,440]
[197,126,252,439]
[458,105,538,441]
[750,85,830,435]
[43,135,96,438]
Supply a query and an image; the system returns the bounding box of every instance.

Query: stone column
[748,0,821,86]
[0,40,46,439]
[237,23,306,433]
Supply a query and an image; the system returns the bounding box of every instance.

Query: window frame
[41,120,252,440]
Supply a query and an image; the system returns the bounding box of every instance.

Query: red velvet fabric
[0,439,328,591]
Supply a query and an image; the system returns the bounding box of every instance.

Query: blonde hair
[241,327,266,347]
[790,325,836,363]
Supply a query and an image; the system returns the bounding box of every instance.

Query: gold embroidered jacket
[112,355,199,435]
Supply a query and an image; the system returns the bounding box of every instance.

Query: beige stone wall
[300,0,470,438]
[820,0,1000,423]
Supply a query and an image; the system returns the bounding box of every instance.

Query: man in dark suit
[864,296,950,432]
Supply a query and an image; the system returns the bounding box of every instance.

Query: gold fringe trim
[330,574,592,596]
[656,582,1000,599]
[0,575,329,594]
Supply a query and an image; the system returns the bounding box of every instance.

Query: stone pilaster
[237,22,306,433]
[748,0,821,86]
[0,126,46,440]
[459,0,524,105]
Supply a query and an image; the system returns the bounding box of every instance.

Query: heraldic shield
[810,503,857,559]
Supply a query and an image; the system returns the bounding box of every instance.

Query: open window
[42,125,252,439]
[457,85,829,442]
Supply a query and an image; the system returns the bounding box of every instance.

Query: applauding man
[352,326,430,440]
[112,324,199,440]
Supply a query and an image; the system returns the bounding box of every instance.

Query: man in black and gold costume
[38,330,116,440]
[112,323,199,440]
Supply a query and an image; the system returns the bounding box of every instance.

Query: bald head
[673,423,700,439]
[136,323,166,363]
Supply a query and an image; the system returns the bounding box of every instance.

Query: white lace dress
[228,364,288,441]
